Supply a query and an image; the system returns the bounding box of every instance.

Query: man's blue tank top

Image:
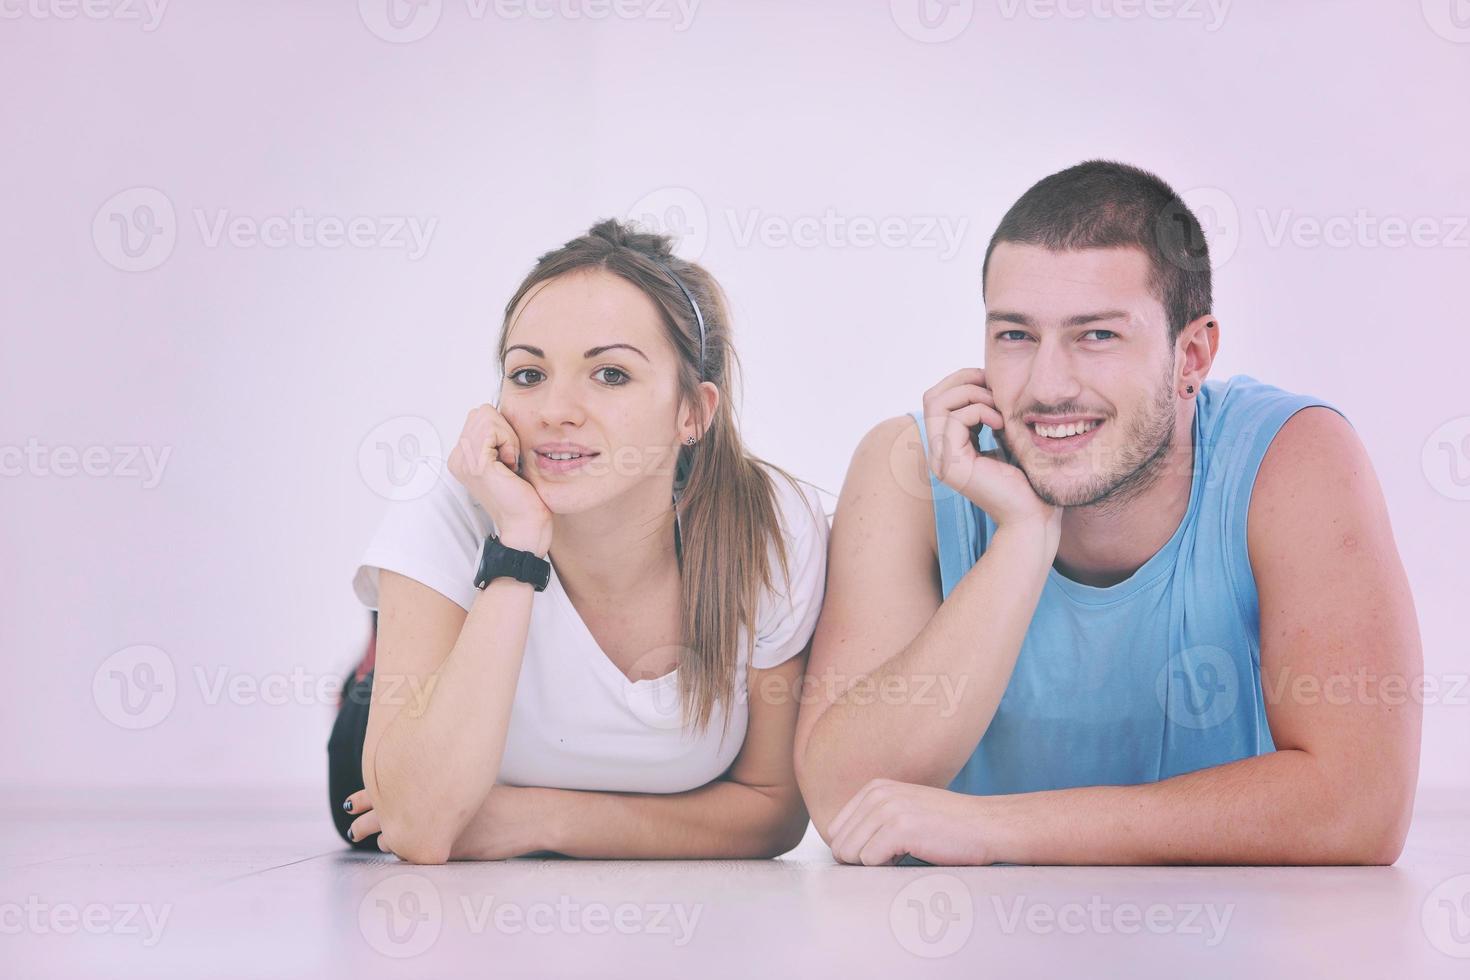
[910,374,1349,795]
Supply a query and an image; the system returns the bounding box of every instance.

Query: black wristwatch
[473,534,551,592]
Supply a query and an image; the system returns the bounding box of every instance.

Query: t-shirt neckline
[546,561,681,688]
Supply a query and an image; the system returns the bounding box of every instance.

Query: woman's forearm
[369,577,535,862]
[800,521,1055,836]
[460,780,809,861]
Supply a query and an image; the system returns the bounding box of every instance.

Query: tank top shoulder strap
[1200,375,1352,630]
[910,410,989,599]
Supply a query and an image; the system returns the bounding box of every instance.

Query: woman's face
[498,267,695,514]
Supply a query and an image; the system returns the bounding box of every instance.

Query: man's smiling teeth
[1033,420,1101,439]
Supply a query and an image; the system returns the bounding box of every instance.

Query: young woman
[327,219,829,863]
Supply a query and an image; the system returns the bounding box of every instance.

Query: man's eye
[596,367,630,386]
[1086,329,1117,341]
[508,368,543,385]
[997,330,1029,342]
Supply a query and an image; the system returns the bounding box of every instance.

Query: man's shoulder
[843,413,939,559]
[1247,405,1378,571]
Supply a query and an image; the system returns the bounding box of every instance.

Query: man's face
[983,243,1181,508]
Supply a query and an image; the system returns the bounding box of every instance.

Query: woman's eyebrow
[504,343,650,362]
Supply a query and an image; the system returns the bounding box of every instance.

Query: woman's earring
[1185,385,1195,395]
[685,436,696,446]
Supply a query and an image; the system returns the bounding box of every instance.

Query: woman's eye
[596,367,630,386]
[508,368,543,386]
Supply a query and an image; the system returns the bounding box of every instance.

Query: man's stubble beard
[997,366,1182,512]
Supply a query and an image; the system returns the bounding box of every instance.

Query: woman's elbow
[386,823,454,865]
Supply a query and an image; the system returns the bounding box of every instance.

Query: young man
[793,160,1421,866]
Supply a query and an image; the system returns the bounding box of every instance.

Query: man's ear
[1177,313,1219,390]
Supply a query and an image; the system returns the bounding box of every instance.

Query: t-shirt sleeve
[750,474,832,670]
[351,470,494,614]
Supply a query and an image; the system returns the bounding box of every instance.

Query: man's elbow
[1350,791,1414,866]
[1326,773,1415,866]
[791,746,840,846]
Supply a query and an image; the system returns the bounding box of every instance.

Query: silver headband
[652,259,706,379]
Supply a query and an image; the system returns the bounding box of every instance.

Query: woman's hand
[343,784,554,862]
[342,786,400,856]
[921,367,1059,538]
[447,403,553,555]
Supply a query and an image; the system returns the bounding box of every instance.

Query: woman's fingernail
[342,798,353,813]
[347,826,355,841]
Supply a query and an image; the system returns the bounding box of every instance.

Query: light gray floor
[4,785,1469,979]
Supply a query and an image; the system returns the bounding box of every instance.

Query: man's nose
[1026,335,1082,406]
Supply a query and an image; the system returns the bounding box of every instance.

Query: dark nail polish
[347,826,355,841]
[343,798,353,813]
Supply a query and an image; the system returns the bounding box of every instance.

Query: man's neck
[1051,412,1197,589]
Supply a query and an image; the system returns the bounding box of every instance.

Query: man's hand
[827,778,997,866]
[921,367,1058,537]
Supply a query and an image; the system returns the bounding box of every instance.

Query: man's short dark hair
[981,160,1213,345]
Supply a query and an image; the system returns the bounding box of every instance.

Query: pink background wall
[2,0,1466,796]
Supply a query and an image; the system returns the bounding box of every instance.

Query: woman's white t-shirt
[351,466,830,795]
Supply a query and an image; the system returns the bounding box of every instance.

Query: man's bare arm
[793,415,1056,841]
[829,407,1421,866]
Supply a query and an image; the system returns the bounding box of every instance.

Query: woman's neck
[547,483,681,603]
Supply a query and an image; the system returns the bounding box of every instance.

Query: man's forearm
[463,780,809,861]
[982,748,1413,865]
[801,521,1054,832]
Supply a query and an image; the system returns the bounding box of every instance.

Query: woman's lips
[533,450,599,474]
